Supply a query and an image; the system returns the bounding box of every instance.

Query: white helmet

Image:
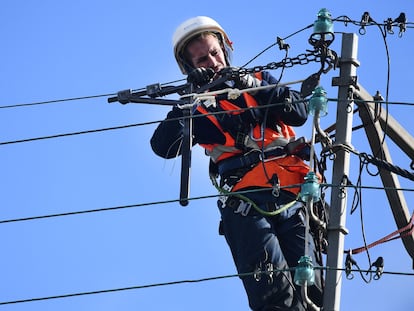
[172,16,233,74]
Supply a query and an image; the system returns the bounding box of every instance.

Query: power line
[0,23,313,112]
[0,187,286,224]
[0,120,159,145]
[0,99,301,145]
[2,96,414,146]
[0,266,412,306]
[1,183,413,225]
[0,93,116,109]
[0,271,246,306]
[0,80,185,110]
[0,195,208,224]
[0,13,411,113]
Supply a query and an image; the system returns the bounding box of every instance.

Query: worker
[150,16,323,311]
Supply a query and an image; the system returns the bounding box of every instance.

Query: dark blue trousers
[218,190,323,311]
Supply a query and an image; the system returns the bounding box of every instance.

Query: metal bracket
[332,75,358,88]
[338,57,360,67]
[327,225,349,235]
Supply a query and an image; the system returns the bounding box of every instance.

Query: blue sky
[1,1,414,310]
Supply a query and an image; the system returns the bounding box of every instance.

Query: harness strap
[216,137,310,177]
[217,147,286,176]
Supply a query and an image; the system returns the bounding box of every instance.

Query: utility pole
[323,33,359,311]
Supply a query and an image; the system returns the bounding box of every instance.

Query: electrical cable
[370,16,392,154]
[2,97,414,226]
[345,213,414,256]
[0,79,186,110]
[0,93,116,109]
[0,186,302,224]
[332,16,414,31]
[241,23,313,68]
[0,121,158,145]
[352,156,374,283]
[0,266,413,306]
[2,15,410,111]
[3,95,414,147]
[325,183,414,193]
[0,271,253,306]
[337,98,414,107]
[0,92,305,146]
[255,47,289,194]
[333,13,406,160]
[1,181,412,225]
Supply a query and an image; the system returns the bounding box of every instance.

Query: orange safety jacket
[194,74,310,194]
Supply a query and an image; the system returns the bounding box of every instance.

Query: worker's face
[186,34,227,74]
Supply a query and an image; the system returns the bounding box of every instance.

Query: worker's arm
[256,71,308,126]
[150,106,184,159]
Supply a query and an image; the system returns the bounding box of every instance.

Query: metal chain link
[238,49,322,75]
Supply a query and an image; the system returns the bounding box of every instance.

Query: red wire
[345,212,414,255]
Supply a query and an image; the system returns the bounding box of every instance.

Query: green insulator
[309,86,328,117]
[300,171,320,202]
[294,255,315,286]
[313,8,334,34]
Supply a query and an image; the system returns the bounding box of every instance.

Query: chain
[238,49,322,75]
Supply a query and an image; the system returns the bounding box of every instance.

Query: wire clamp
[370,256,384,280]
[345,252,356,280]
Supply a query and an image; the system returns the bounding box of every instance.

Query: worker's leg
[218,193,306,311]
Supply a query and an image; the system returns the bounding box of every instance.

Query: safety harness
[193,72,311,217]
[209,138,309,217]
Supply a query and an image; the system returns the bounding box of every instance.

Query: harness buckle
[234,200,252,216]
[235,132,249,150]
[269,174,280,197]
[218,183,234,208]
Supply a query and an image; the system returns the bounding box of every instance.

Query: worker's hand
[220,67,261,90]
[187,67,215,87]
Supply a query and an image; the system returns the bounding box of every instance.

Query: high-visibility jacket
[191,72,310,194]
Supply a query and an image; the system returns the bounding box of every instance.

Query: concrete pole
[323,33,359,310]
